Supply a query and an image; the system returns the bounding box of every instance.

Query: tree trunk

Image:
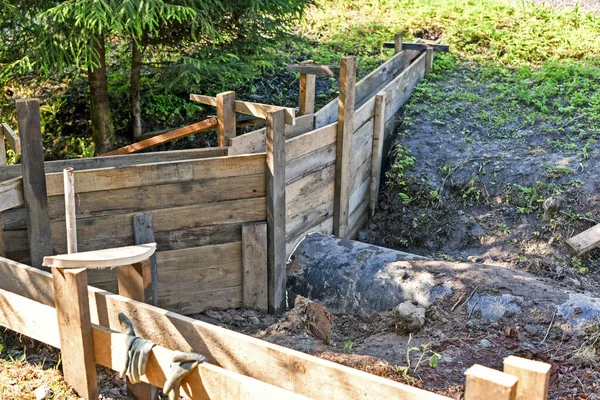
[88,35,114,154]
[130,42,142,140]
[288,233,600,328]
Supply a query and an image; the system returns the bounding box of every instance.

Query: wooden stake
[503,356,550,400]
[266,109,286,313]
[465,364,518,400]
[299,61,316,116]
[242,222,268,312]
[394,33,403,53]
[0,213,5,257]
[369,92,386,217]
[0,125,6,165]
[133,212,158,306]
[16,99,52,268]
[426,48,434,74]
[333,56,356,238]
[217,91,236,146]
[52,267,98,400]
[63,168,77,254]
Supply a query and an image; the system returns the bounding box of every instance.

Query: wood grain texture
[266,110,287,313]
[0,177,24,212]
[383,41,450,52]
[0,148,229,182]
[503,356,550,400]
[334,56,356,238]
[465,364,517,400]
[285,122,337,162]
[394,33,403,53]
[384,52,427,123]
[369,93,386,216]
[1,123,20,154]
[299,72,316,116]
[63,168,77,254]
[52,267,98,399]
[102,118,218,156]
[0,256,454,400]
[287,64,340,77]
[242,223,268,312]
[190,94,295,126]
[133,212,158,306]
[286,142,336,186]
[16,99,52,268]
[43,244,156,269]
[566,223,600,255]
[217,91,236,146]
[0,125,6,165]
[0,213,4,257]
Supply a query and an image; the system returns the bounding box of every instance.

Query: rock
[479,338,492,348]
[205,310,222,320]
[248,316,260,325]
[394,301,426,334]
[286,296,333,342]
[524,324,538,335]
[34,386,51,400]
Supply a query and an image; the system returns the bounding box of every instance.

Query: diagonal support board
[190,94,296,126]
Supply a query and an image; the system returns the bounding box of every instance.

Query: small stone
[232,314,246,322]
[242,310,258,318]
[394,300,426,334]
[479,339,491,348]
[34,386,51,400]
[205,310,222,320]
[524,324,538,336]
[248,316,260,325]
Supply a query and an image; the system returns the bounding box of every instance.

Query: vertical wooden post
[63,168,77,254]
[0,213,5,257]
[333,56,356,238]
[394,33,403,54]
[16,99,52,268]
[425,48,434,74]
[242,222,268,312]
[52,267,98,400]
[266,109,286,313]
[503,356,550,400]
[0,125,7,165]
[369,92,386,217]
[117,258,157,399]
[465,364,518,400]
[217,91,236,146]
[133,212,158,306]
[299,61,316,116]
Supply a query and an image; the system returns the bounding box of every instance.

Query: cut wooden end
[43,243,157,269]
[504,356,550,400]
[566,223,600,255]
[465,364,518,400]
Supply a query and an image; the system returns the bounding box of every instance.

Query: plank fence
[0,34,552,400]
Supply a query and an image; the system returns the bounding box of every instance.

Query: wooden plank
[44,244,156,269]
[286,200,334,241]
[52,267,98,399]
[228,114,315,155]
[287,64,340,77]
[217,91,236,146]
[63,168,77,254]
[353,96,375,132]
[101,118,218,156]
[349,178,370,217]
[2,123,21,155]
[242,223,268,312]
[383,42,450,52]
[285,122,337,162]
[0,148,229,182]
[0,177,24,212]
[348,201,369,240]
[16,99,52,268]
[566,223,600,255]
[154,223,241,251]
[133,212,158,306]
[369,93,386,216]
[286,143,336,185]
[0,288,313,400]
[0,125,6,165]
[465,364,518,400]
[299,68,316,116]
[286,164,335,204]
[384,52,427,123]
[285,216,333,257]
[266,110,287,313]
[286,173,335,224]
[394,33,403,53]
[160,285,243,315]
[503,356,550,400]
[0,256,453,400]
[190,94,295,126]
[0,213,4,257]
[44,153,266,196]
[333,57,356,239]
[426,48,434,74]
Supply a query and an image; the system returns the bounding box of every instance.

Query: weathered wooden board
[503,356,550,400]
[383,42,449,52]
[384,52,427,124]
[287,64,340,77]
[465,364,518,400]
[217,92,236,146]
[349,178,370,218]
[229,114,315,155]
[43,154,265,197]
[370,93,386,217]
[43,244,156,269]
[0,177,24,212]
[0,256,453,400]
[286,164,335,203]
[286,143,336,185]
[286,179,334,224]
[566,223,600,255]
[353,96,375,132]
[242,223,268,312]
[0,148,229,182]
[286,216,334,257]
[348,200,369,240]
[1,123,21,155]
[285,122,337,162]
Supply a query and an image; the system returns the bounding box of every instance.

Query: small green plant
[386,145,416,204]
[406,343,442,374]
[343,340,355,354]
[499,223,512,235]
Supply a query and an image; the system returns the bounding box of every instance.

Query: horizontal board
[154,223,242,251]
[4,174,266,230]
[349,177,370,216]
[159,285,243,315]
[190,94,295,125]
[285,122,337,162]
[348,200,369,240]
[353,97,375,132]
[286,164,335,202]
[0,177,24,212]
[0,147,229,182]
[286,179,334,223]
[44,154,266,196]
[286,143,336,185]
[286,199,334,240]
